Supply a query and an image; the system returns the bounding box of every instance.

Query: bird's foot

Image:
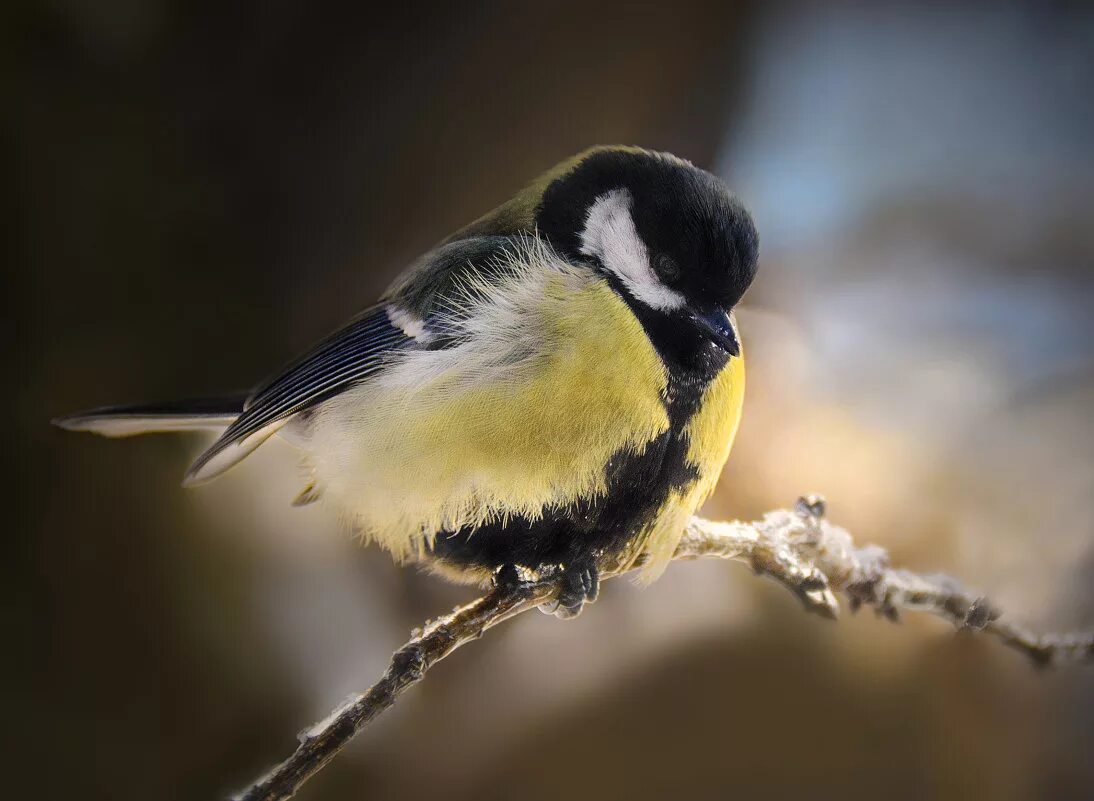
[493,559,600,619]
[492,563,536,595]
[539,558,599,620]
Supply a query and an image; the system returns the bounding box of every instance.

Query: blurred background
[8,1,1094,799]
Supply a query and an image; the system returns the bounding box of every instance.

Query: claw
[494,563,526,592]
[550,559,600,619]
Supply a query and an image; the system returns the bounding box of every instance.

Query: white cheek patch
[385,305,434,344]
[579,188,686,311]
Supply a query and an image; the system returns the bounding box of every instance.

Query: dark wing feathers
[185,235,539,484]
[185,306,407,483]
[244,310,402,417]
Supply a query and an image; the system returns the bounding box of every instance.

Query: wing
[183,306,407,484]
[184,236,535,485]
[303,236,673,567]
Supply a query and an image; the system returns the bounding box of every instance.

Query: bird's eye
[655,254,681,282]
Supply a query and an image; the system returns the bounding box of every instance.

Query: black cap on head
[536,148,759,311]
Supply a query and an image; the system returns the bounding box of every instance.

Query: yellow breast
[308,262,672,563]
[635,341,745,581]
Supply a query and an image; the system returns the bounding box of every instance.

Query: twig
[234,496,1093,801]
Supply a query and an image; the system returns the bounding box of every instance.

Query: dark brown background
[9,2,1094,799]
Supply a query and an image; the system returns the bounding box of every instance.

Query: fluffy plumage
[56,146,758,608]
[311,235,673,573]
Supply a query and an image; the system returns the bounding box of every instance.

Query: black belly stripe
[428,295,732,576]
[428,428,700,573]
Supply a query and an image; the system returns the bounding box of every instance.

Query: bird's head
[536,147,758,357]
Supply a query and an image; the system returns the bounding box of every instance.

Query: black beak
[691,308,739,356]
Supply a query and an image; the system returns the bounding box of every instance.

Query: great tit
[55,146,759,618]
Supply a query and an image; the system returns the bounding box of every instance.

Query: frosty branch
[235,496,1093,801]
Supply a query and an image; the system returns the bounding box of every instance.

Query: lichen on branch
[235,496,1093,801]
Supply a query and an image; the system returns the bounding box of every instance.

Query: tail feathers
[53,395,248,439]
[54,393,284,486]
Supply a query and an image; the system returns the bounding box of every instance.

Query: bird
[54,146,759,618]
